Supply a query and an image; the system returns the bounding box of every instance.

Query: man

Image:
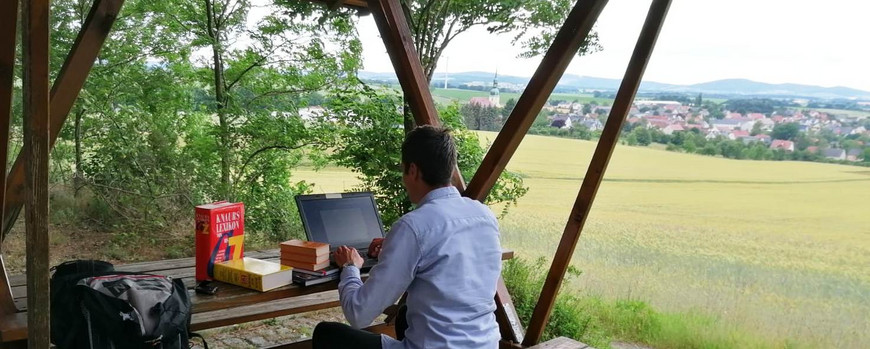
[313,125,503,349]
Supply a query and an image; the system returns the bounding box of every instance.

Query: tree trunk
[206,0,231,199]
[74,108,83,196]
[403,95,415,134]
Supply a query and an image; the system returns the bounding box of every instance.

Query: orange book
[280,252,329,265]
[280,240,329,257]
[281,259,331,271]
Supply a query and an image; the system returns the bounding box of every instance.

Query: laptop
[295,192,386,271]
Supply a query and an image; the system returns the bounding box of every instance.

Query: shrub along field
[295,132,870,348]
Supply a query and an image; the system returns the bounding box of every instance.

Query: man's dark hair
[401,125,457,187]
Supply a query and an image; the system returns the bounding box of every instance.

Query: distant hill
[358,71,870,100]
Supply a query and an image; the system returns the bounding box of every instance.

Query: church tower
[488,71,500,107]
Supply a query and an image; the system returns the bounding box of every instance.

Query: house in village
[662,124,684,135]
[550,115,573,129]
[469,96,498,108]
[846,149,863,162]
[770,139,795,152]
[757,118,776,131]
[728,130,750,140]
[710,118,744,130]
[822,148,846,160]
[580,118,604,131]
[706,128,726,140]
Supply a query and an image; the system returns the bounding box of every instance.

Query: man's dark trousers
[313,306,408,349]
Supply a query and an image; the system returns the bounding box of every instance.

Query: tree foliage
[771,122,800,140]
[401,0,601,81]
[325,86,527,226]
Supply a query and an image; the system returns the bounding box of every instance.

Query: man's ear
[408,163,420,180]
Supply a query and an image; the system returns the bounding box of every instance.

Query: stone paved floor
[196,308,387,348]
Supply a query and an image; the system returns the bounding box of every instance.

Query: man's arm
[338,220,420,329]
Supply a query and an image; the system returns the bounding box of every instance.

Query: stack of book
[280,240,339,286]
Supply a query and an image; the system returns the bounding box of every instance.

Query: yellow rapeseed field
[295,132,870,347]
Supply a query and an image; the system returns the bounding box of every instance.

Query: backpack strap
[189,332,209,349]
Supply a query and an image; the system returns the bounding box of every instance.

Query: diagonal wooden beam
[369,0,465,190]
[0,0,20,316]
[2,0,125,241]
[463,0,609,202]
[22,0,52,344]
[522,0,673,345]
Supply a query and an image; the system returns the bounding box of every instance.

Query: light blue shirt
[338,186,502,349]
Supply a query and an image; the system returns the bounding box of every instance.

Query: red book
[280,252,329,265]
[195,201,245,281]
[281,259,331,272]
[280,240,329,257]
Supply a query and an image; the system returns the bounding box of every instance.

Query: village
[541,99,869,162]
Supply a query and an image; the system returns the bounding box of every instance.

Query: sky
[353,0,870,92]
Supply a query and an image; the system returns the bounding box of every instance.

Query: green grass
[293,132,870,348]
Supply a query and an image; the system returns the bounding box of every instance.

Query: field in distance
[295,132,870,348]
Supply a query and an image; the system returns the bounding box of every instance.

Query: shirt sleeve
[338,219,420,329]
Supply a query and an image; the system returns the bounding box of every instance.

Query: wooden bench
[0,248,514,345]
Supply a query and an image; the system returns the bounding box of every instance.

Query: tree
[863,148,870,163]
[155,0,361,200]
[750,121,763,136]
[771,122,800,140]
[326,88,527,225]
[502,98,517,117]
[400,0,600,130]
[632,127,652,146]
[461,103,499,131]
[695,93,702,106]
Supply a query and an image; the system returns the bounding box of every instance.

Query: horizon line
[359,70,870,93]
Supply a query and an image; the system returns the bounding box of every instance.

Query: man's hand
[368,238,385,259]
[334,245,364,269]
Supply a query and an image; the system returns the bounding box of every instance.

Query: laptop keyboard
[328,248,378,270]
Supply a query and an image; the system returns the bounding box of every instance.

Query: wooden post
[522,0,673,345]
[2,0,126,241]
[464,0,609,201]
[368,0,466,190]
[22,0,52,346]
[0,0,20,315]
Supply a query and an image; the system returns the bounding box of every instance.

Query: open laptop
[295,192,386,271]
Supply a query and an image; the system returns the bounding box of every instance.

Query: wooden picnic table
[0,248,515,345]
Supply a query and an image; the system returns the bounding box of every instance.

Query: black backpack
[50,260,206,349]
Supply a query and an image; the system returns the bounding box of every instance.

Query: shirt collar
[418,186,460,206]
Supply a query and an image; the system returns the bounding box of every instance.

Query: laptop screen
[296,193,386,250]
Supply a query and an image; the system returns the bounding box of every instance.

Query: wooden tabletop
[4,248,515,336]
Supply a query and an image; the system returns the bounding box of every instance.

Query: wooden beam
[522,0,672,345]
[306,0,368,11]
[2,0,125,240]
[368,0,465,190]
[327,0,346,10]
[22,0,52,345]
[0,0,19,255]
[463,0,609,202]
[0,256,17,316]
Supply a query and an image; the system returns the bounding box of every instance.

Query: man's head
[401,125,457,203]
